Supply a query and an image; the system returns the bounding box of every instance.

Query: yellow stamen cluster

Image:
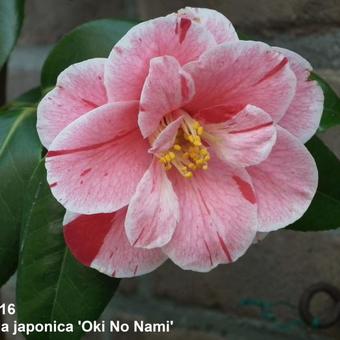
[158,116,210,179]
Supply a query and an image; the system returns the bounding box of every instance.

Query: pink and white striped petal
[275,47,324,143]
[184,41,297,123]
[37,58,107,148]
[64,209,167,278]
[125,160,179,249]
[178,7,239,44]
[248,126,318,232]
[104,14,216,102]
[46,101,151,215]
[204,105,277,167]
[162,156,258,271]
[139,56,194,137]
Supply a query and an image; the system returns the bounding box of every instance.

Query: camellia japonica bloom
[37,7,323,277]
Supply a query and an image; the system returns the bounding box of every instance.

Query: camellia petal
[275,47,324,143]
[125,160,179,249]
[149,115,183,154]
[162,156,258,271]
[64,209,167,278]
[139,56,194,137]
[104,14,216,102]
[204,105,277,167]
[178,7,239,44]
[248,127,318,232]
[184,41,297,123]
[37,58,107,148]
[46,101,151,215]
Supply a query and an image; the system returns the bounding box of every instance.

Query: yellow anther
[193,121,200,129]
[159,157,167,164]
[204,154,210,161]
[165,154,172,162]
[168,151,176,160]
[173,144,182,151]
[164,163,172,170]
[188,163,197,170]
[181,166,188,172]
[197,126,204,135]
[184,171,193,179]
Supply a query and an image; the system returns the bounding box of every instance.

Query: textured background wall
[3,0,340,339]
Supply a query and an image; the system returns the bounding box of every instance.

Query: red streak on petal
[81,98,97,109]
[197,188,211,215]
[114,46,123,54]
[80,168,92,176]
[179,18,191,43]
[47,129,135,157]
[233,176,256,204]
[197,104,243,124]
[64,213,114,266]
[132,227,145,247]
[112,270,116,277]
[229,122,273,134]
[49,182,58,188]
[133,265,138,276]
[180,74,190,100]
[255,57,288,84]
[203,239,213,267]
[217,232,232,263]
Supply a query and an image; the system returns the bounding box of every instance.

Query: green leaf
[311,72,340,131]
[289,136,340,231]
[0,0,25,69]
[41,19,137,88]
[17,160,119,340]
[0,102,41,286]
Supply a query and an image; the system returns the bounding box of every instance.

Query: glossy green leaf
[17,160,120,340]
[41,19,137,87]
[0,0,25,69]
[311,73,340,131]
[0,101,41,286]
[289,136,340,231]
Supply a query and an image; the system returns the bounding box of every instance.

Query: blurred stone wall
[3,0,340,339]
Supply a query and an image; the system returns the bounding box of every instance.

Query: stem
[0,63,7,340]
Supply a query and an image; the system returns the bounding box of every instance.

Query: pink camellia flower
[37,7,323,277]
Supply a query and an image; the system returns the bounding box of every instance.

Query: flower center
[155,113,210,179]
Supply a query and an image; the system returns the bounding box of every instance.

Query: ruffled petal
[184,41,296,123]
[204,105,277,167]
[162,156,258,271]
[178,7,239,44]
[37,58,107,148]
[64,209,167,278]
[46,101,151,214]
[275,47,324,143]
[104,14,216,102]
[248,126,318,231]
[125,160,179,249]
[139,56,194,137]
